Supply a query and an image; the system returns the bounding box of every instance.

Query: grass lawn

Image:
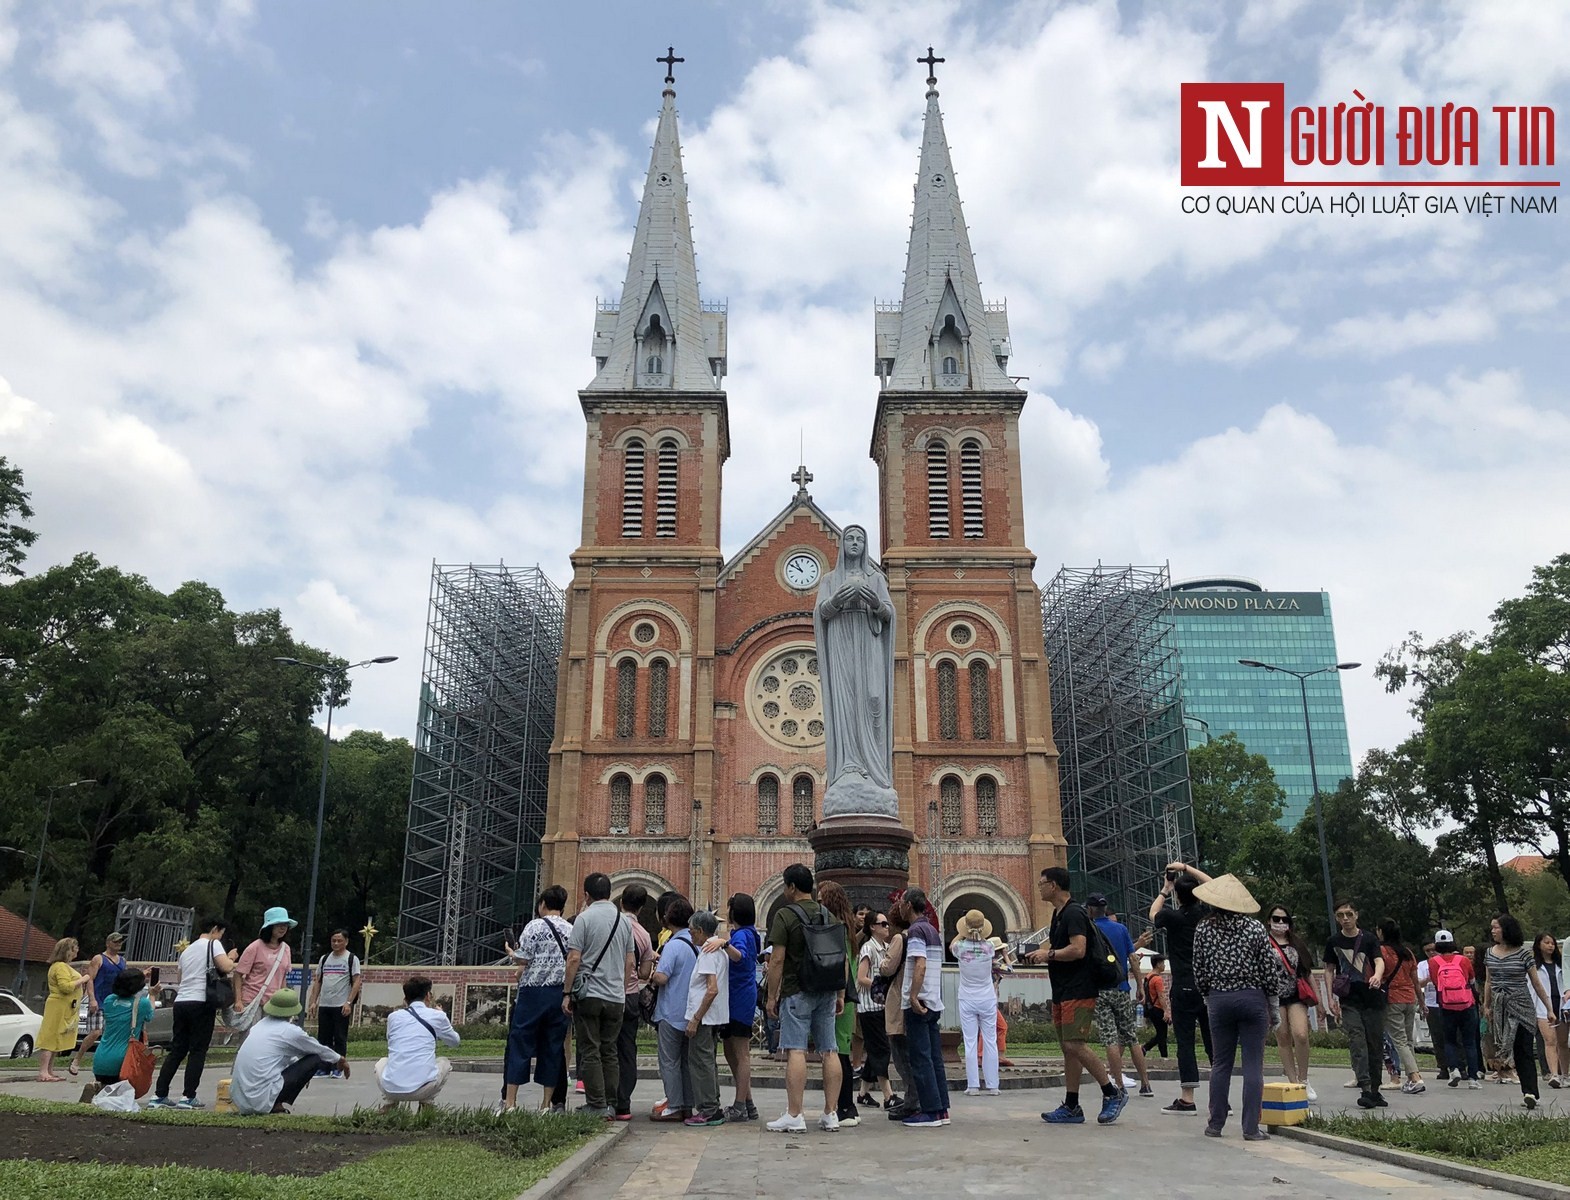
[1308,1111,1570,1187]
[0,1094,603,1200]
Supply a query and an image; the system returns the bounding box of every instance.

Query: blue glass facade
[1167,579,1355,829]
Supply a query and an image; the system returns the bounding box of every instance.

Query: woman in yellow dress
[37,938,90,1082]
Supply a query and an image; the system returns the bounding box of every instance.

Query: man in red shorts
[1028,867,1126,1125]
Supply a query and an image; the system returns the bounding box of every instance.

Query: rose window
[748,646,825,748]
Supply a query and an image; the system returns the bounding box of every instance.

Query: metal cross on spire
[658,46,685,86]
[918,46,945,87]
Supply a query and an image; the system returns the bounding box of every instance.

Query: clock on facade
[783,553,820,590]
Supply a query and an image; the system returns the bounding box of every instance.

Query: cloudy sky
[3,0,1566,763]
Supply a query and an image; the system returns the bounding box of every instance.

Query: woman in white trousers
[951,910,1000,1095]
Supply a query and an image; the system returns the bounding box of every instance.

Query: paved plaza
[1,1059,1560,1198]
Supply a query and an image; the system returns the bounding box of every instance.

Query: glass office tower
[1168,577,1355,828]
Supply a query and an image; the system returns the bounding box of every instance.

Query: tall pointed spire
[875,56,1016,393]
[588,64,726,393]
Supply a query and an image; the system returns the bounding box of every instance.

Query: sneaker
[1041,1104,1085,1124]
[1306,1084,1318,1101]
[174,1097,205,1110]
[1448,1076,1461,1088]
[548,1104,567,1115]
[766,1112,807,1133]
[985,1088,1002,1096]
[1357,1092,1377,1109]
[818,1112,840,1132]
[685,1110,726,1126]
[1204,1126,1222,1137]
[612,1111,633,1122]
[937,1109,950,1125]
[1162,1099,1197,1114]
[1552,1076,1565,1090]
[1401,1081,1426,1094]
[329,1070,344,1080]
[1138,1085,1155,1098]
[886,1093,903,1110]
[313,1068,331,1078]
[1098,1090,1129,1125]
[902,1112,941,1127]
[1371,1091,1388,1108]
[745,1100,759,1120]
[1243,1130,1271,1142]
[723,1103,753,1122]
[966,1087,982,1097]
[1524,1094,1538,1110]
[147,1097,172,1109]
[1344,1078,1361,1088]
[1121,1073,1139,1089]
[1467,1079,1483,1090]
[838,1113,860,1127]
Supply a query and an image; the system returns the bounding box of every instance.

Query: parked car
[0,988,43,1059]
[76,984,179,1047]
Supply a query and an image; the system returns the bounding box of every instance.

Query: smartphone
[1165,869,1178,882]
[1020,942,1041,957]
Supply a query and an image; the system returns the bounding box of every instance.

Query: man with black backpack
[764,863,845,1133]
[1029,867,1126,1126]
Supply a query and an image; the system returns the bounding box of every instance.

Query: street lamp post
[1238,659,1360,938]
[10,779,94,994]
[276,654,397,1000]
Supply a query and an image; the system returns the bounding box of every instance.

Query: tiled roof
[1504,854,1550,875]
[0,905,57,962]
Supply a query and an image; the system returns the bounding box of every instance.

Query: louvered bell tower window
[655,439,678,537]
[926,440,950,538]
[960,439,984,538]
[621,439,645,537]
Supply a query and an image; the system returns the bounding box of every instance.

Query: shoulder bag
[205,938,235,1009]
[228,944,288,1032]
[1269,939,1317,1007]
[641,932,693,1021]
[570,917,620,1001]
[118,999,156,1098]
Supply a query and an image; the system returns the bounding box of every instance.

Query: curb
[514,1122,627,1200]
[1274,1126,1570,1200]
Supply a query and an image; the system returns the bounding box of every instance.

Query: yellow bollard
[214,1078,237,1114]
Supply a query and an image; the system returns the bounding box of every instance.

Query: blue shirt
[93,952,127,1006]
[1095,916,1137,993]
[727,927,760,1017]
[654,931,699,1026]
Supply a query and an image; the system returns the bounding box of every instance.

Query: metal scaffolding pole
[398,562,564,965]
[1042,564,1197,928]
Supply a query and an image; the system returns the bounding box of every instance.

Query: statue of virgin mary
[813,525,900,819]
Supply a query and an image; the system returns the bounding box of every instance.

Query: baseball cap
[1085,893,1109,908]
[1434,928,1456,946]
[106,931,126,944]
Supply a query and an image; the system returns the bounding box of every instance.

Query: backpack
[1084,914,1123,990]
[788,904,848,995]
[1433,954,1473,1011]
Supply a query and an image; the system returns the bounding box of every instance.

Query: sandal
[68,1062,79,1077]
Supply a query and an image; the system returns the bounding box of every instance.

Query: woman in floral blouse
[1192,875,1289,1141]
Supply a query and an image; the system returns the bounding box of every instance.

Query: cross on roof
[791,464,813,494]
[658,46,684,85]
[918,46,945,85]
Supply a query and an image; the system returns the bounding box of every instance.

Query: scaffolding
[1042,564,1196,929]
[398,563,565,965]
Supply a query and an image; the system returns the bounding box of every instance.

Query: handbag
[119,1000,156,1098]
[227,943,287,1032]
[205,938,235,1008]
[640,933,694,1020]
[1268,938,1317,1008]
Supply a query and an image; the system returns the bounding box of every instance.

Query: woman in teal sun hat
[235,906,297,1012]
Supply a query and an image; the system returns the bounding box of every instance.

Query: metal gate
[115,898,194,962]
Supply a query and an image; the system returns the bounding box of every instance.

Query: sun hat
[961,909,993,940]
[263,987,303,1018]
[1191,873,1260,915]
[260,906,298,931]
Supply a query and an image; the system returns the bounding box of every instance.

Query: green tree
[0,455,37,577]
[1187,732,1285,874]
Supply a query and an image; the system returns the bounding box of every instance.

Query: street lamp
[275,654,397,999]
[1239,659,1360,938]
[10,779,94,994]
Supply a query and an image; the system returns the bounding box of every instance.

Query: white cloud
[1170,309,1300,364]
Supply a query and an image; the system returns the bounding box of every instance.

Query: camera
[1165,869,1178,882]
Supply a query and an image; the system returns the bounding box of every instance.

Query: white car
[0,989,43,1059]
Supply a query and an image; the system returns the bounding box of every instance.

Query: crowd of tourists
[29,860,1570,1135]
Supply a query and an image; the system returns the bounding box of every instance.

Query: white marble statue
[813,525,900,819]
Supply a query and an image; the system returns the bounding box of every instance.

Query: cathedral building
[539,65,1067,939]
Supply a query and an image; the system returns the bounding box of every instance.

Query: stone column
[808,815,915,911]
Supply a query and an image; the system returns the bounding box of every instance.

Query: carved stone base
[807,814,916,913]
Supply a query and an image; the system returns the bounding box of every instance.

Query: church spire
[874,52,1016,393]
[588,55,726,393]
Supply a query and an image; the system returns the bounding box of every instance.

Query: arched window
[646,354,663,374]
[656,439,678,537]
[645,773,667,835]
[647,658,670,738]
[969,660,993,740]
[976,775,998,835]
[926,439,950,538]
[643,314,667,379]
[609,773,632,834]
[621,438,645,537]
[615,659,637,739]
[960,439,984,538]
[792,774,815,833]
[936,660,959,740]
[757,774,779,835]
[940,775,962,836]
[942,355,959,375]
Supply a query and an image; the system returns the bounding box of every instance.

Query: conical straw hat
[1192,873,1259,915]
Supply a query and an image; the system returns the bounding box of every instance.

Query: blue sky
[3,0,1567,762]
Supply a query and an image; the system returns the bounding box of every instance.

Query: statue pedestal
[808,815,915,912]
